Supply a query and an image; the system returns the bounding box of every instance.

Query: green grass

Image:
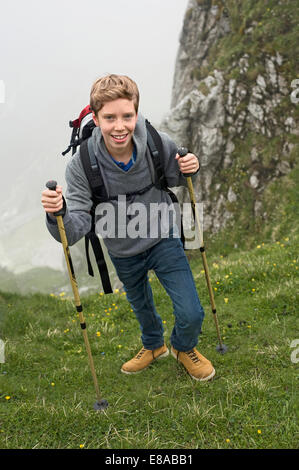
[0,229,298,449]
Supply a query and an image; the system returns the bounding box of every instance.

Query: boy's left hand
[175,152,200,175]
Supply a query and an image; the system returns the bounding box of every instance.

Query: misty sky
[0,0,189,204]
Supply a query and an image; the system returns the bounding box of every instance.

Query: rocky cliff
[161,0,298,236]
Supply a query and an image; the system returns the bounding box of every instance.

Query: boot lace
[136,348,147,360]
[186,349,200,363]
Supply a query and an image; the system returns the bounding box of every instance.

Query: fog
[0,0,188,280]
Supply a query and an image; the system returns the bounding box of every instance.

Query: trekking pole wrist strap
[56,196,67,217]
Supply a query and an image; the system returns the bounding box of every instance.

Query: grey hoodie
[46,113,199,257]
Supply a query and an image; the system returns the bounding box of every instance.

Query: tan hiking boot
[121,344,169,374]
[171,346,215,382]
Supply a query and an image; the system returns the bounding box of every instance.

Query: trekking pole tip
[94,399,109,411]
[216,343,228,354]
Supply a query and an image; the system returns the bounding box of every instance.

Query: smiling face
[92,98,138,160]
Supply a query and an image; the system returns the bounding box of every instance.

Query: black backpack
[62,106,184,294]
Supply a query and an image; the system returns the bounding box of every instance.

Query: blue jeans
[109,234,205,352]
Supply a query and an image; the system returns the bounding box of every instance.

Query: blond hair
[90,74,139,114]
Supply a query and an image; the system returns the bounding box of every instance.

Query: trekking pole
[177,149,228,354]
[46,180,109,410]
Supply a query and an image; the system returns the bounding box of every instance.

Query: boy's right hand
[41,185,64,214]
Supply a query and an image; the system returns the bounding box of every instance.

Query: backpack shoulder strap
[79,138,113,294]
[145,119,169,191]
[79,138,108,204]
[145,119,186,249]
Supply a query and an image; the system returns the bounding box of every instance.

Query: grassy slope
[0,168,298,449]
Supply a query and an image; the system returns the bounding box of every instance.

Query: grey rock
[249,174,259,189]
[228,187,237,203]
[248,103,264,121]
[251,148,259,162]
[160,0,297,234]
[257,75,267,89]
[276,160,291,175]
[265,58,277,88]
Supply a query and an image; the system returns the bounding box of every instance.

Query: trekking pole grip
[46,180,66,217]
[46,180,58,191]
[177,147,194,177]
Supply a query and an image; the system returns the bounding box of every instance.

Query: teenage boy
[41,74,215,382]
